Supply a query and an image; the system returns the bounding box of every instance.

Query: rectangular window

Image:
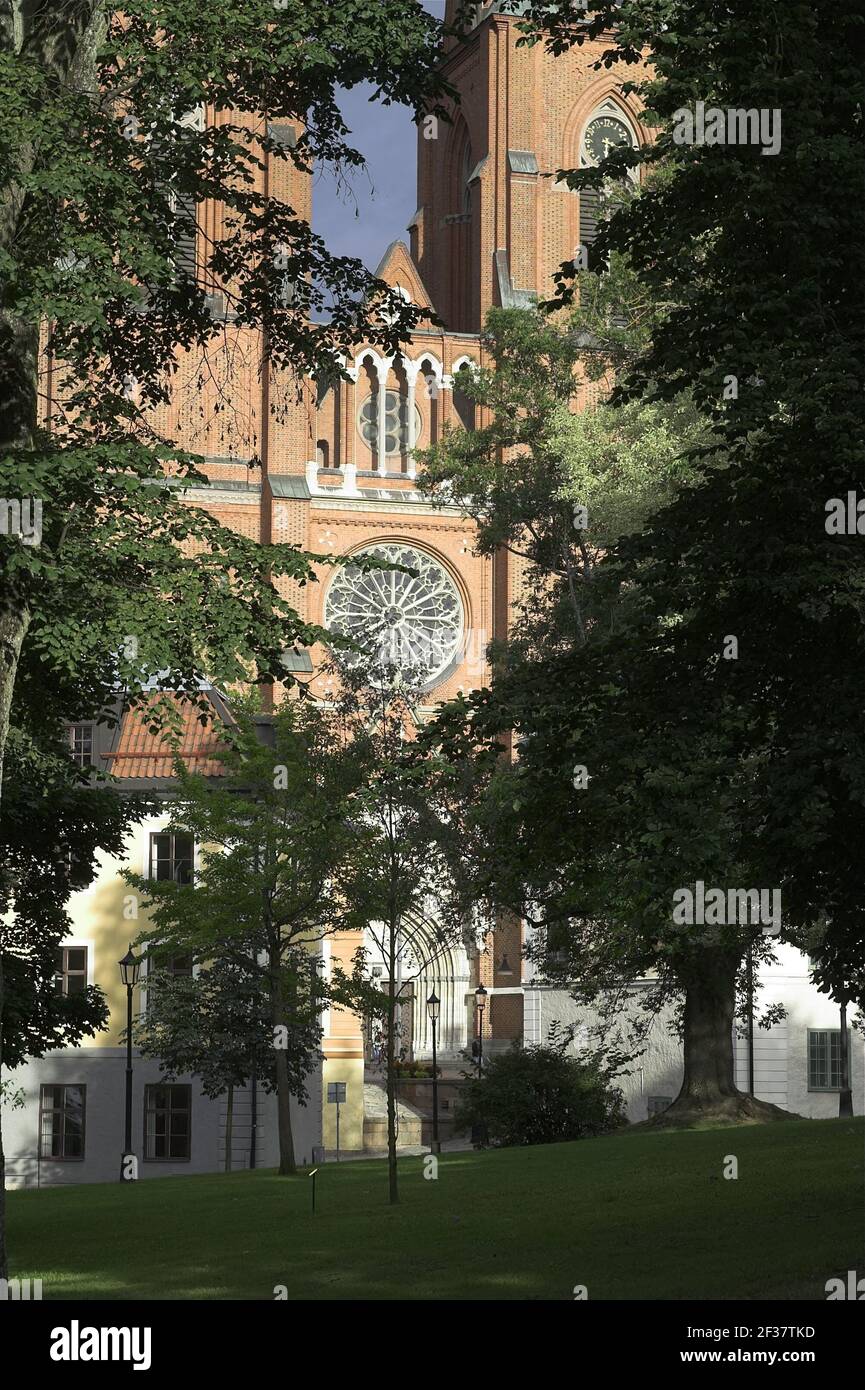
[53,946,88,996]
[39,1085,86,1160]
[173,191,198,280]
[69,724,94,768]
[141,950,192,1015]
[808,1029,842,1090]
[171,106,204,282]
[546,932,570,968]
[149,831,194,885]
[144,1084,191,1161]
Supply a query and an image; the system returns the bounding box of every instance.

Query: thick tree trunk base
[632,1090,799,1132]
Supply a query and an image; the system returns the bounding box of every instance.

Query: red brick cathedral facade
[168,3,649,1102]
[13,8,851,1183]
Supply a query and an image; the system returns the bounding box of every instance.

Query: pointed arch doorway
[362,913,471,1067]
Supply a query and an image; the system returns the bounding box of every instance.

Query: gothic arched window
[462,138,474,214]
[357,390,421,457]
[578,101,637,253]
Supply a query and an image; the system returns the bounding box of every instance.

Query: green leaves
[0,0,458,795]
[495,0,865,1002]
[2,0,453,420]
[455,1041,627,1149]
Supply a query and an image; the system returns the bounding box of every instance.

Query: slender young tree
[133,946,323,1170]
[127,698,370,1175]
[333,661,477,1205]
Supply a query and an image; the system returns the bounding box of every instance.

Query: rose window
[324,544,464,685]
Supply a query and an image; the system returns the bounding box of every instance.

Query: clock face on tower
[324,543,464,687]
[583,115,633,166]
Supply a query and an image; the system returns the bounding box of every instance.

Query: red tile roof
[107,696,229,779]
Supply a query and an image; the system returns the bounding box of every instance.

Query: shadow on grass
[7,1119,863,1301]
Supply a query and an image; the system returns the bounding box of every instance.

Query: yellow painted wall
[322,1057,365,1151]
[65,817,161,1045]
[65,817,368,1162]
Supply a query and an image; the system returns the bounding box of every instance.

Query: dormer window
[378,284,411,327]
[69,723,94,768]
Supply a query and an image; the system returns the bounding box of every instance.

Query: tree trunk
[650,948,795,1128]
[0,316,34,1284]
[0,601,30,809]
[385,985,399,1205]
[274,1047,296,1175]
[384,907,400,1204]
[0,948,7,1281]
[838,1003,853,1118]
[224,1083,233,1172]
[270,954,296,1176]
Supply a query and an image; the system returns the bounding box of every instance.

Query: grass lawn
[6,1117,863,1300]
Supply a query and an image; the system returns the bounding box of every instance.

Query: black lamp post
[474,983,487,1081]
[118,945,141,1180]
[427,991,441,1154]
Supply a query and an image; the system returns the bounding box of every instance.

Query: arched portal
[362,913,471,1064]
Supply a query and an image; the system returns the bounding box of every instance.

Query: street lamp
[474,983,487,1082]
[118,945,141,1180]
[426,991,441,1154]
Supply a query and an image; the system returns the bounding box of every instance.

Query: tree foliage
[127,696,371,1175]
[0,0,456,792]
[422,0,864,1125]
[511,0,865,1001]
[0,0,455,1266]
[0,725,141,1069]
[419,297,703,646]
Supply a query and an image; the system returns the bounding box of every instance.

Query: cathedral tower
[413,2,648,332]
[183,6,651,1148]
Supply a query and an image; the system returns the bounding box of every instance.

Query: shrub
[392,1060,436,1079]
[455,1042,626,1148]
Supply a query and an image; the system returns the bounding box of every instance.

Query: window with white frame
[808,1029,842,1090]
[69,723,94,768]
[357,389,420,457]
[149,831,195,885]
[53,946,88,996]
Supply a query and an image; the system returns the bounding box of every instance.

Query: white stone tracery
[324,543,464,687]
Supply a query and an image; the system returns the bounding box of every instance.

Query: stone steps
[362,1082,424,1151]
